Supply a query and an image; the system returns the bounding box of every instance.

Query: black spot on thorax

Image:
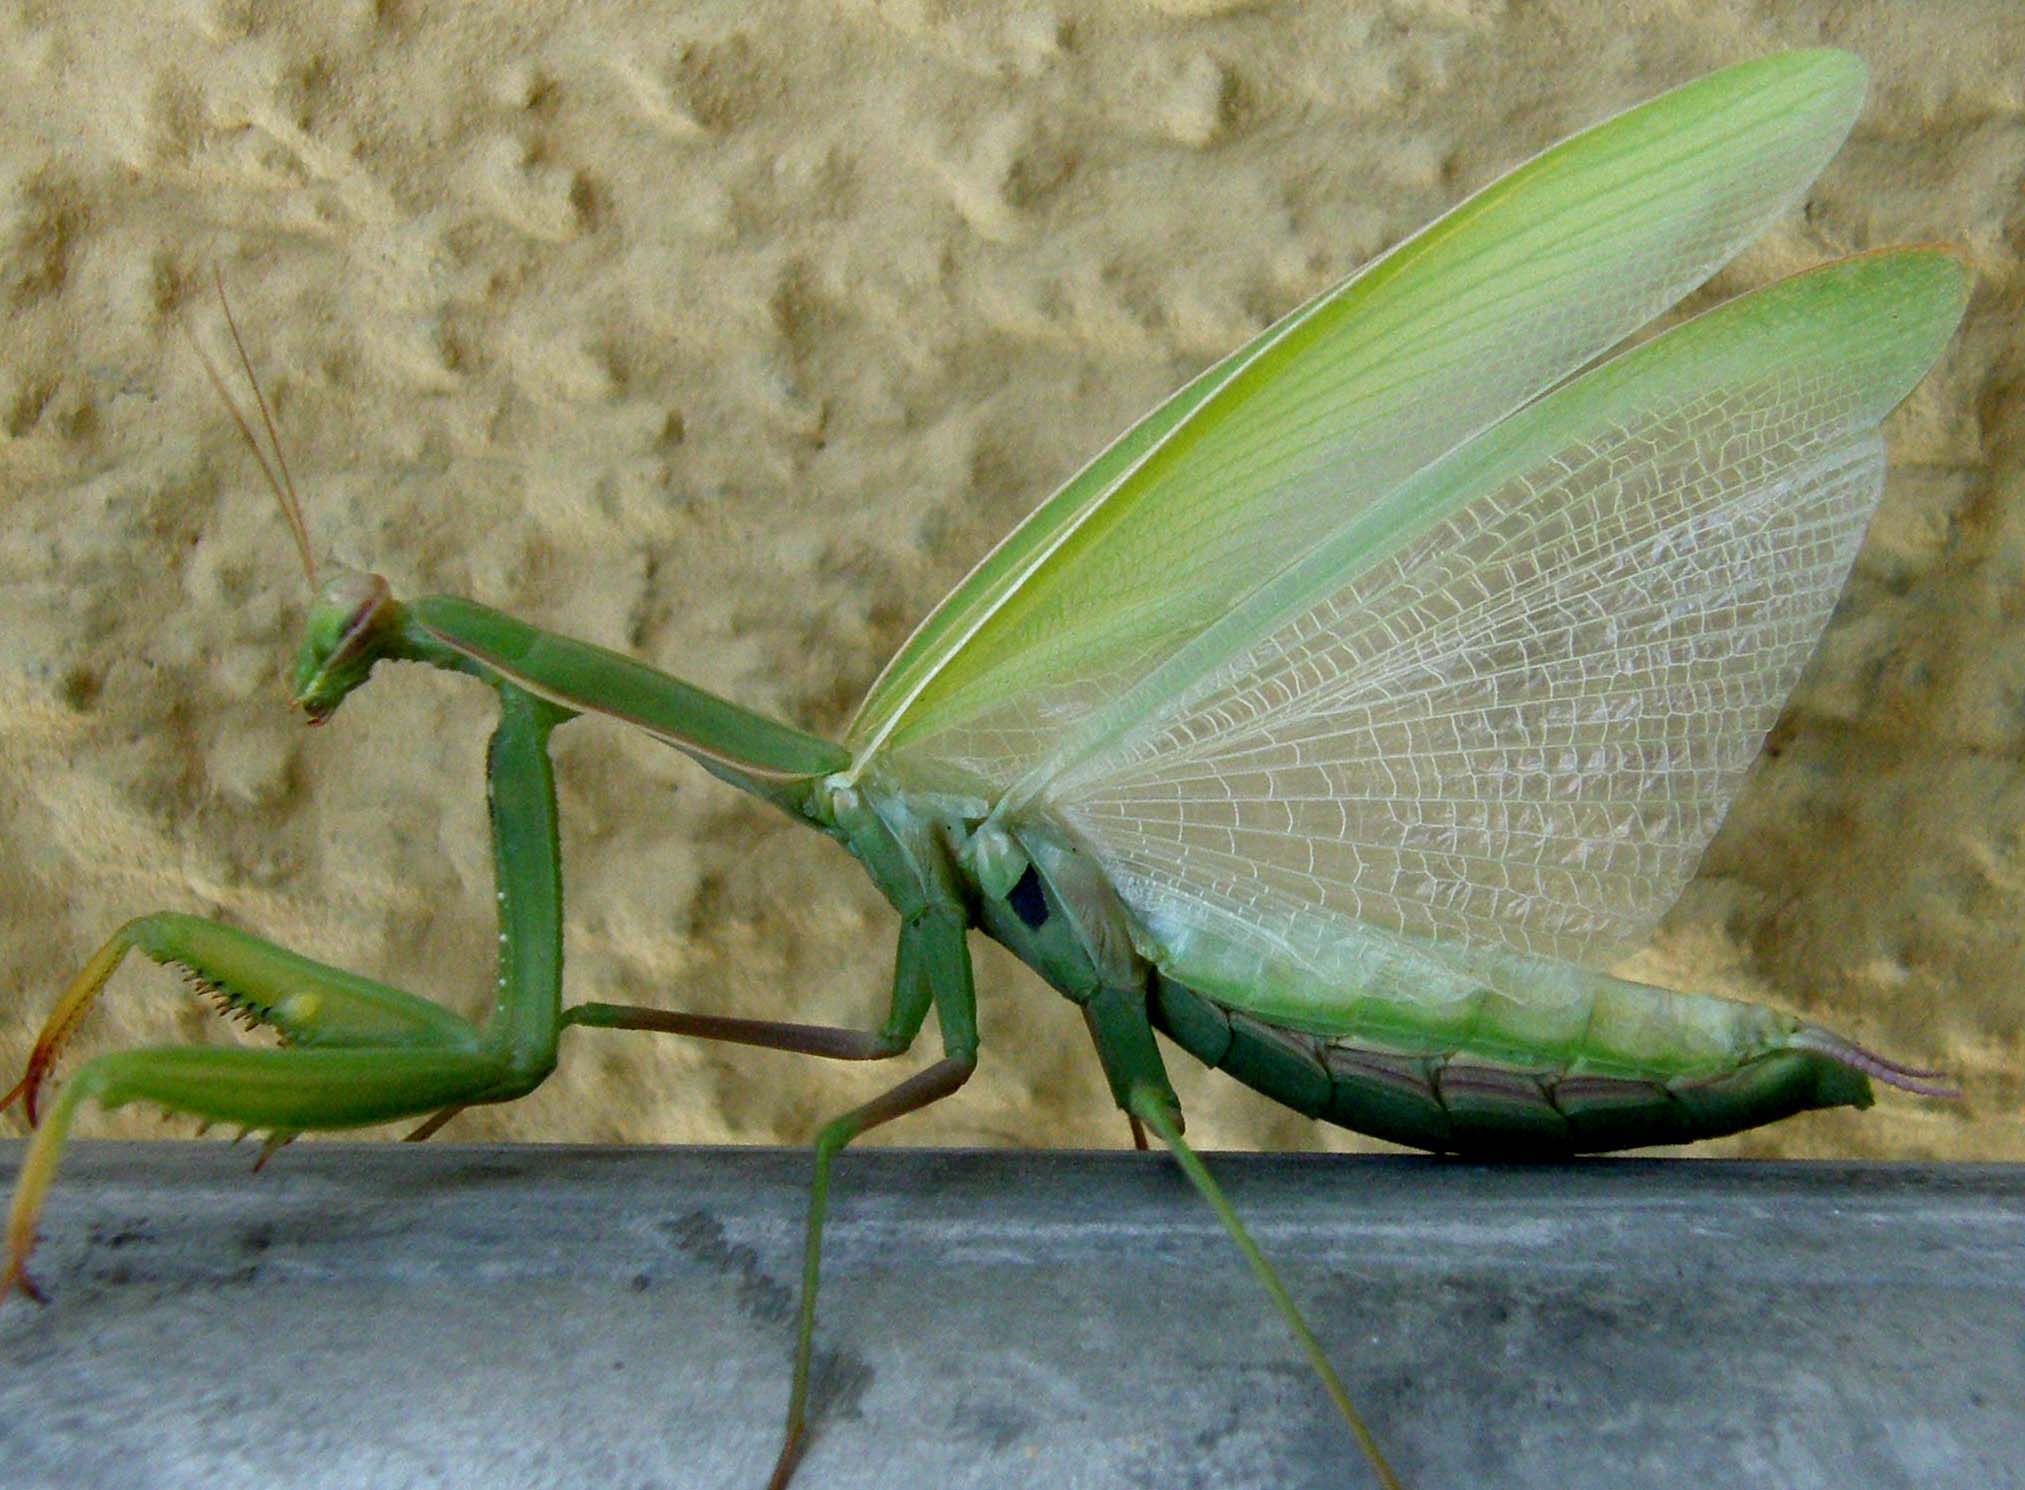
[1007,863,1049,929]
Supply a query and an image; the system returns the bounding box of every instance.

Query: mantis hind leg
[1083,986,1404,1490]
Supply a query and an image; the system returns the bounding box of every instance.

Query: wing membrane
[849,51,1870,791]
[1042,250,1967,996]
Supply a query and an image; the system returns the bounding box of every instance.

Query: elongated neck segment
[290,574,848,819]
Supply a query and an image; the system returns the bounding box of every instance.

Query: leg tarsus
[1,1257,47,1306]
[4,1072,96,1302]
[765,1431,805,1490]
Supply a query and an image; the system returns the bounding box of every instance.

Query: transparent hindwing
[1036,250,1966,1003]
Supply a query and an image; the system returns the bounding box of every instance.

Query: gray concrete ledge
[0,1142,2018,1489]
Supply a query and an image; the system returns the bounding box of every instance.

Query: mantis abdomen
[1147,951,1953,1156]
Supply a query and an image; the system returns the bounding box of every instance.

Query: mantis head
[292,570,399,724]
[190,274,401,726]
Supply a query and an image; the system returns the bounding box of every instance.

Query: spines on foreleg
[3,914,483,1127]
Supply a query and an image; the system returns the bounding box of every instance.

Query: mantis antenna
[183,268,318,591]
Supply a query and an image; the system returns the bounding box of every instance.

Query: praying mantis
[1,46,1969,1489]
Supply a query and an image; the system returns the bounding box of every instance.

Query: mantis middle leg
[766,901,979,1490]
[399,941,944,1141]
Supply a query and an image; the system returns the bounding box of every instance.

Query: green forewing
[847,50,1870,792]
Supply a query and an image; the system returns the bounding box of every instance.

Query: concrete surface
[0,1141,2018,1489]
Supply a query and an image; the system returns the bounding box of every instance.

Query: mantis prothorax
[3,50,1968,1490]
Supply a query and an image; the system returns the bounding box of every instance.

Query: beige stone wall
[2,1,2018,1161]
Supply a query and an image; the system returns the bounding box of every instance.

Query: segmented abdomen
[1147,974,1875,1156]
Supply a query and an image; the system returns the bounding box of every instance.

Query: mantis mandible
[2,50,1968,1490]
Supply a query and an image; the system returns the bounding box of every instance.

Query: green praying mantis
[1,49,1969,1490]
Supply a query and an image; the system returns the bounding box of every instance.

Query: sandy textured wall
[1,1,2019,1160]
